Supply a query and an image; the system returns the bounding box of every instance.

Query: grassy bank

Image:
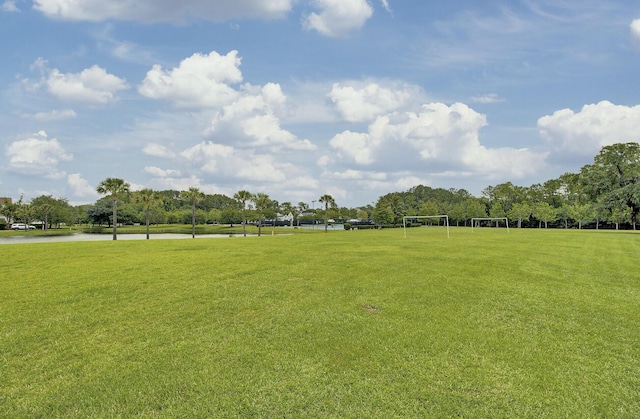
[1,228,638,417]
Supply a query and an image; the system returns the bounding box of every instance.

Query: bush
[343,223,351,231]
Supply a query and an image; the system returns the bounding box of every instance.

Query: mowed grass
[1,228,638,417]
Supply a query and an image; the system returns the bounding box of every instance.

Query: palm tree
[136,188,161,240]
[252,192,271,237]
[297,201,309,227]
[233,190,252,237]
[96,177,130,240]
[319,194,337,232]
[181,187,204,238]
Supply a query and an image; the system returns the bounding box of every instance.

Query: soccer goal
[403,215,450,238]
[471,217,509,233]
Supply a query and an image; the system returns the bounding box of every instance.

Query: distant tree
[533,202,556,228]
[372,197,394,226]
[207,208,222,224]
[507,202,531,228]
[181,187,204,238]
[319,194,337,232]
[297,201,309,226]
[136,188,161,239]
[580,142,640,229]
[280,201,295,226]
[96,177,130,240]
[252,192,271,236]
[220,207,242,225]
[568,203,593,230]
[0,201,18,226]
[234,190,253,237]
[31,195,59,230]
[489,201,506,227]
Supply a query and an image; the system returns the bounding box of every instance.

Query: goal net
[403,215,450,238]
[471,217,509,233]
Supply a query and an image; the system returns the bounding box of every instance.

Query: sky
[1,0,640,208]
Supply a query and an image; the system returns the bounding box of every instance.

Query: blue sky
[2,0,640,207]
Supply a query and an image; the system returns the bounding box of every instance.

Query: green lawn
[1,228,638,417]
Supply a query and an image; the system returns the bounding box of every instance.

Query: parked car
[11,223,36,230]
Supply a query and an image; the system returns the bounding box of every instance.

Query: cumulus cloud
[328,82,419,122]
[139,51,242,108]
[33,64,129,105]
[208,82,316,151]
[329,102,546,179]
[631,19,640,50]
[6,131,73,178]
[67,173,97,197]
[303,0,374,37]
[538,101,640,156]
[181,141,287,182]
[32,0,293,23]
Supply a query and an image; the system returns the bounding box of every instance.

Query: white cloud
[631,19,640,50]
[67,173,97,197]
[33,0,293,23]
[329,102,546,179]
[538,101,640,156]
[328,82,418,122]
[208,82,316,151]
[181,141,287,182]
[380,0,391,14]
[139,51,242,108]
[6,131,73,177]
[2,0,19,12]
[303,0,374,37]
[470,93,506,104]
[144,166,181,177]
[22,109,77,121]
[148,175,205,193]
[45,65,129,104]
[330,130,377,164]
[142,143,176,159]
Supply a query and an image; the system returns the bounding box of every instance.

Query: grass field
[1,227,639,417]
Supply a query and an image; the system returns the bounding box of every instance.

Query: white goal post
[403,215,450,238]
[471,217,509,233]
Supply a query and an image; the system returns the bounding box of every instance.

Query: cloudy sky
[2,1,640,207]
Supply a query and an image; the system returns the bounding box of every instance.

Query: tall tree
[136,189,161,240]
[507,202,531,228]
[252,192,271,237]
[181,187,204,238]
[581,142,640,229]
[533,202,556,228]
[568,203,593,230]
[234,190,253,237]
[96,177,130,240]
[319,194,337,232]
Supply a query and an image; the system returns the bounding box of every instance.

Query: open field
[1,228,639,417]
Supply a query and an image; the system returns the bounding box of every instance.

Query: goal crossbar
[471,217,509,233]
[403,215,450,238]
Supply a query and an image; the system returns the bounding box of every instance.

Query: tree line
[2,143,639,233]
[372,142,640,230]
